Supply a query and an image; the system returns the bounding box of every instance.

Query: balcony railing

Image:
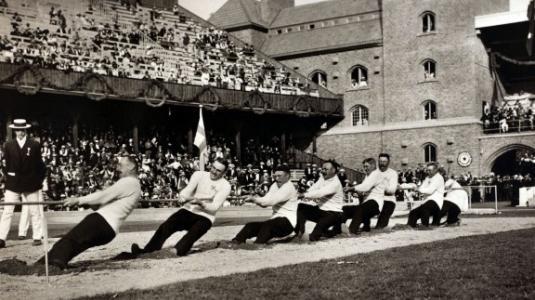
[482,119,535,134]
[0,62,344,117]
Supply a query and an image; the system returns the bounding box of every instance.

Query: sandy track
[1,217,535,300]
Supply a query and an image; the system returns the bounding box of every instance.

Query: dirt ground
[1,216,535,300]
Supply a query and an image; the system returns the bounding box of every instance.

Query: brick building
[210,0,535,177]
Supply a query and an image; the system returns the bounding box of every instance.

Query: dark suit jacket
[4,138,46,193]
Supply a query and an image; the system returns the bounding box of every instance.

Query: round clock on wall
[457,152,472,167]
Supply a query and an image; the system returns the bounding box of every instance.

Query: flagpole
[199,104,204,172]
[194,104,206,171]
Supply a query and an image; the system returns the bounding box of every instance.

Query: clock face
[457,152,472,167]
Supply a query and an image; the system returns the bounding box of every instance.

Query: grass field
[86,227,535,300]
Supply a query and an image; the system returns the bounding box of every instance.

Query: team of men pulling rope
[0,119,468,270]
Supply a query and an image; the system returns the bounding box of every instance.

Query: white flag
[194,106,207,171]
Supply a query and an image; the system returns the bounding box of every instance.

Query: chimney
[260,0,295,24]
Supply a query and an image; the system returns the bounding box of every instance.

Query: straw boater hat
[9,119,31,130]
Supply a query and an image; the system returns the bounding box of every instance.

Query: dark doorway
[492,150,521,176]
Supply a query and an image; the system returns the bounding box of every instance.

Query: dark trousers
[408,200,441,227]
[143,209,212,256]
[376,201,396,229]
[343,200,380,234]
[295,203,343,241]
[439,200,461,224]
[39,213,115,267]
[233,217,293,244]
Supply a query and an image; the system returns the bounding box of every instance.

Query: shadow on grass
[0,224,419,277]
[84,227,535,300]
[0,257,133,277]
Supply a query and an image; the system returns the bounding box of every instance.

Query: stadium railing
[463,185,498,212]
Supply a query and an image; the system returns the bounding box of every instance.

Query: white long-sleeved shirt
[353,169,386,211]
[418,173,445,209]
[303,175,344,212]
[444,179,469,211]
[256,181,298,226]
[180,171,231,223]
[382,168,398,203]
[78,176,141,234]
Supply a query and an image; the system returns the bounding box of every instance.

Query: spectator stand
[482,93,535,134]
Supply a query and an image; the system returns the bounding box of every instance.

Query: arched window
[350,66,368,88]
[423,100,437,120]
[422,11,435,33]
[351,105,369,126]
[423,143,437,163]
[422,59,436,80]
[310,70,327,88]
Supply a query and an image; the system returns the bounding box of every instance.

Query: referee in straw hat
[36,156,141,269]
[0,119,46,249]
[231,165,298,244]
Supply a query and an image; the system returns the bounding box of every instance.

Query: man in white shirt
[376,153,399,229]
[295,160,344,241]
[343,158,389,234]
[438,168,468,226]
[231,165,297,244]
[407,162,445,228]
[132,158,231,256]
[35,156,141,269]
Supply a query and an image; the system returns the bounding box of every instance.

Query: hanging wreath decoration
[195,86,222,111]
[0,64,340,117]
[139,80,176,108]
[145,98,166,107]
[248,90,270,115]
[12,65,43,95]
[71,72,114,101]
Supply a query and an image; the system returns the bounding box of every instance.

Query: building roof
[270,0,380,28]
[261,20,381,57]
[209,0,267,29]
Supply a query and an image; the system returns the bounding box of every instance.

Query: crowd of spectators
[481,99,535,134]
[1,124,534,208]
[0,0,319,96]
[0,126,294,208]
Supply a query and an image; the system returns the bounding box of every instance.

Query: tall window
[422,59,436,80]
[423,100,437,120]
[351,105,369,126]
[424,143,437,163]
[422,12,435,33]
[310,70,327,88]
[350,66,368,88]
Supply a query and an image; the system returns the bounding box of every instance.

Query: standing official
[407,162,445,228]
[0,119,46,248]
[375,154,398,229]
[295,160,344,241]
[131,158,231,256]
[232,165,297,244]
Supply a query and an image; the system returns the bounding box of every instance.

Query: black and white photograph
[0,0,534,298]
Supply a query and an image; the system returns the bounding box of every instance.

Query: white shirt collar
[16,136,27,148]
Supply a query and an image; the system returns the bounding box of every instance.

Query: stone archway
[482,144,535,175]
